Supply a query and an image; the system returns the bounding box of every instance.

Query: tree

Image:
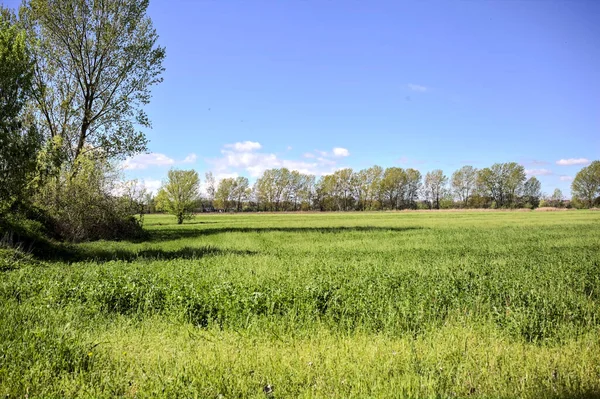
[120,179,148,223]
[477,163,525,207]
[424,170,448,209]
[571,161,600,208]
[205,171,216,208]
[332,168,354,211]
[404,168,422,209]
[0,9,40,214]
[380,167,406,210]
[451,166,477,206]
[254,169,277,211]
[297,174,315,211]
[215,176,250,212]
[214,177,234,211]
[503,163,526,206]
[156,169,199,224]
[551,188,564,207]
[288,170,303,211]
[522,177,542,208]
[21,0,165,169]
[354,165,382,210]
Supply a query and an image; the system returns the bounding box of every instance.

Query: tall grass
[1,211,599,398]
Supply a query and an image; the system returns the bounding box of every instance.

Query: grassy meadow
[1,211,600,398]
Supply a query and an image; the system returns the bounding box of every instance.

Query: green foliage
[156,169,200,224]
[451,165,478,206]
[523,176,542,208]
[20,0,165,168]
[571,160,600,208]
[424,169,448,209]
[0,9,40,214]
[35,154,143,241]
[477,162,526,208]
[214,176,249,212]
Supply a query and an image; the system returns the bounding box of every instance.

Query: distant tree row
[155,161,600,221]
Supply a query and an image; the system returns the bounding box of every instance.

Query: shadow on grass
[28,242,257,263]
[75,245,258,262]
[28,226,420,262]
[143,226,424,242]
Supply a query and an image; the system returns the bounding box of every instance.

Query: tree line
[153,161,600,222]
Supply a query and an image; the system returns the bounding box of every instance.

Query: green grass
[1,211,600,398]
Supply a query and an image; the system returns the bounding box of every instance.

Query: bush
[35,155,144,242]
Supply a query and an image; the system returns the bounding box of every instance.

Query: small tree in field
[156,169,199,224]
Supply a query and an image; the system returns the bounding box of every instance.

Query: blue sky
[3,0,599,195]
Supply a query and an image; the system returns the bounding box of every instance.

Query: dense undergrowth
[1,211,599,398]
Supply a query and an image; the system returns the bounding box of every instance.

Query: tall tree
[315,174,337,211]
[424,169,448,209]
[477,163,525,207]
[156,169,199,224]
[232,176,249,211]
[288,170,303,211]
[522,177,542,207]
[352,169,369,211]
[551,188,564,207]
[404,168,422,209]
[332,168,354,211]
[21,0,165,168]
[451,166,477,206]
[204,171,216,207]
[503,162,526,206]
[298,174,315,210]
[355,165,382,210]
[214,177,235,211]
[380,167,406,210]
[0,8,40,213]
[571,161,600,208]
[272,168,291,211]
[254,169,277,211]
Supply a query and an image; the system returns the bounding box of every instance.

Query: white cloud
[556,158,590,166]
[407,83,428,92]
[286,146,293,151]
[123,153,175,170]
[141,179,162,194]
[332,147,350,157]
[308,148,350,158]
[122,152,199,170]
[182,153,197,163]
[113,178,162,196]
[316,157,336,166]
[224,141,262,152]
[559,175,574,182]
[209,143,348,177]
[525,168,553,176]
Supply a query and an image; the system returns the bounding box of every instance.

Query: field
[1,211,600,398]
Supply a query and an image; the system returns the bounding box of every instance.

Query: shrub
[35,155,144,242]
